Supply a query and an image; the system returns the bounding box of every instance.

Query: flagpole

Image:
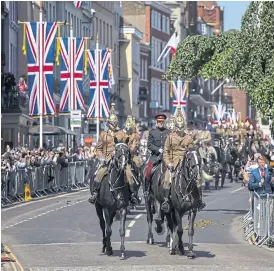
[39,1,43,148]
[96,33,100,142]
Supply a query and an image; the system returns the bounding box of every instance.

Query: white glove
[99,158,106,165]
[159,148,163,153]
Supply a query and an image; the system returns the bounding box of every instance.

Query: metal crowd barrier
[242,191,274,247]
[1,161,90,207]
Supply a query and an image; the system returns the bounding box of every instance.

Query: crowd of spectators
[1,142,97,173]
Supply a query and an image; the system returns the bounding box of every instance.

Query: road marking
[125,213,143,238]
[231,187,245,193]
[1,189,89,212]
[128,220,136,228]
[135,214,143,219]
[2,199,86,231]
[125,229,131,237]
[5,245,24,271]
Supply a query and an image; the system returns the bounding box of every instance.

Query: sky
[218,1,251,31]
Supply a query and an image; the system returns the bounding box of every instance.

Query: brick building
[197,1,224,35]
[122,1,172,125]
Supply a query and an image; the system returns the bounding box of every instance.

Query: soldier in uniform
[88,104,138,205]
[162,107,206,212]
[239,121,247,145]
[144,113,170,197]
[167,115,175,132]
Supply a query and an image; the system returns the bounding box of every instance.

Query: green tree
[164,2,274,136]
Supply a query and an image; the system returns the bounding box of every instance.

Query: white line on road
[125,213,144,238]
[1,189,89,212]
[128,220,136,228]
[2,199,87,231]
[231,187,245,193]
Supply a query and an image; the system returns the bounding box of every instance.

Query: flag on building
[172,80,188,120]
[157,32,180,63]
[87,49,110,119]
[211,104,226,124]
[226,110,238,124]
[108,49,115,88]
[25,22,57,116]
[74,1,82,8]
[59,37,86,113]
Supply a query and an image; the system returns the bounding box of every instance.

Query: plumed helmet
[125,115,133,130]
[174,107,186,130]
[108,103,118,126]
[168,115,175,130]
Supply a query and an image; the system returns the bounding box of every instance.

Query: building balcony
[1,90,29,114]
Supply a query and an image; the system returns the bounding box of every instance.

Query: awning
[189,94,217,107]
[28,124,77,136]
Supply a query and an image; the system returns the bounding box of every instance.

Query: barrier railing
[1,161,90,207]
[242,191,274,247]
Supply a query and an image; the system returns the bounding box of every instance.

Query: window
[53,5,55,21]
[152,11,155,28]
[162,15,166,33]
[166,17,170,34]
[107,24,109,47]
[103,22,105,46]
[110,25,112,47]
[144,59,148,80]
[151,37,155,66]
[162,83,166,109]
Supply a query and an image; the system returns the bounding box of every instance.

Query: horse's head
[113,137,130,170]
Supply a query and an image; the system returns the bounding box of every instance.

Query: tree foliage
[164,2,274,136]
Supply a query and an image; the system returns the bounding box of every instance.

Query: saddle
[149,159,162,179]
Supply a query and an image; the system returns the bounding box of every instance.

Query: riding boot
[143,178,150,198]
[193,185,206,211]
[88,181,101,204]
[128,184,138,206]
[161,188,171,213]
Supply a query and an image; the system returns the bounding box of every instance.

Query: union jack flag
[211,104,226,124]
[87,49,110,119]
[59,37,85,113]
[26,22,57,116]
[172,80,188,120]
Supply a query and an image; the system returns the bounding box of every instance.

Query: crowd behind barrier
[1,144,97,206]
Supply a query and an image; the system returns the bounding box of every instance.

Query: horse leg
[154,201,165,235]
[95,203,106,254]
[187,210,197,259]
[104,208,113,256]
[176,211,184,256]
[165,212,174,248]
[170,209,179,255]
[145,197,154,245]
[119,207,127,260]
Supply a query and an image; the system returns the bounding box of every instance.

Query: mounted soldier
[162,107,206,213]
[144,113,170,197]
[88,103,138,206]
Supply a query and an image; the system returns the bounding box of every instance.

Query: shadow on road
[101,250,147,258]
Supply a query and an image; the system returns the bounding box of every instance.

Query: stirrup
[88,192,98,204]
[197,200,206,211]
[143,190,149,198]
[130,194,138,206]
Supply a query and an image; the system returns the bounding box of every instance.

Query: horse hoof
[177,248,184,256]
[154,225,165,236]
[102,246,106,254]
[120,253,126,260]
[106,249,113,256]
[187,252,196,259]
[146,238,154,245]
[169,249,176,255]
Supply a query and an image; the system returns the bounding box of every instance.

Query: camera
[90,9,96,16]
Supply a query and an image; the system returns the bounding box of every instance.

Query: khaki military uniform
[162,131,194,189]
[125,132,143,182]
[239,128,247,144]
[95,129,127,182]
[216,127,225,136]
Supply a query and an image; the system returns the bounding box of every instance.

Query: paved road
[1,182,273,271]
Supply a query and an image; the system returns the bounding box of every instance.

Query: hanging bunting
[172,80,188,120]
[211,104,226,124]
[25,22,57,116]
[59,37,86,113]
[87,49,110,119]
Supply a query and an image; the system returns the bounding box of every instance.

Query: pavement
[1,181,274,271]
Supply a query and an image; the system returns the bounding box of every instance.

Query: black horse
[169,150,200,258]
[92,138,130,260]
[143,158,172,247]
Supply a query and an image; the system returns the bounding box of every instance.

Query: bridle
[109,143,129,192]
[175,151,199,201]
